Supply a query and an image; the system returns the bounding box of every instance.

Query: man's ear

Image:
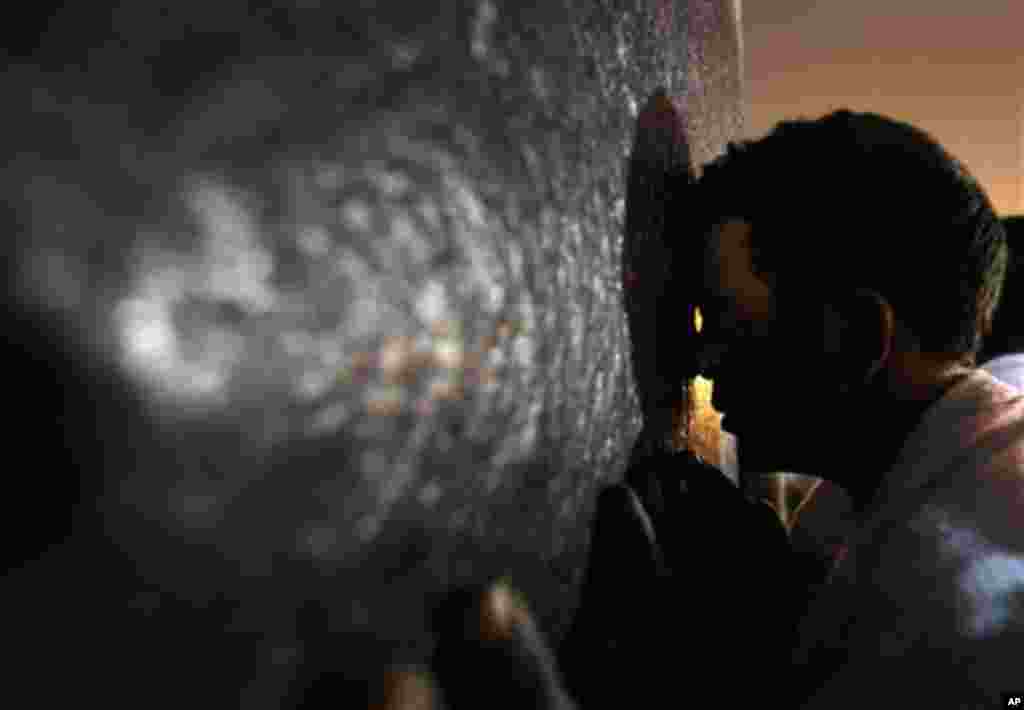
[838,288,895,386]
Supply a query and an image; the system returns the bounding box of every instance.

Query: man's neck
[839,365,976,513]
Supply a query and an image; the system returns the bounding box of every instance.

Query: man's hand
[420,474,670,710]
[372,581,577,710]
[370,470,672,709]
[562,446,804,704]
[371,446,802,709]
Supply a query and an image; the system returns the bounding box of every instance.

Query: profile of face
[696,218,855,476]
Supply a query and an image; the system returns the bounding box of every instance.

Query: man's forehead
[703,218,776,328]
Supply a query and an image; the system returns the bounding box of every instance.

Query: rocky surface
[3,1,743,704]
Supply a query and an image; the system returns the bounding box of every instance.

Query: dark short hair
[695,109,1009,359]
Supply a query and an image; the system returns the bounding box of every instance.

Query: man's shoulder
[837,498,1024,699]
[854,398,1024,632]
[856,488,1024,649]
[796,372,1024,704]
[982,352,1024,392]
[884,369,1024,554]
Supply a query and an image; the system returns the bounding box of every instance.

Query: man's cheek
[710,220,775,324]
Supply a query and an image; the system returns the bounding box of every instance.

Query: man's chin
[730,425,794,474]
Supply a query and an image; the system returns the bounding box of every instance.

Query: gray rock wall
[3,1,743,705]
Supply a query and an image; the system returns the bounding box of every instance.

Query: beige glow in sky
[742,0,1023,215]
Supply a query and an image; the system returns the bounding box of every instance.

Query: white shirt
[793,369,1024,708]
[982,352,1024,392]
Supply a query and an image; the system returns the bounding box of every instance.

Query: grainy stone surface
[3,1,742,704]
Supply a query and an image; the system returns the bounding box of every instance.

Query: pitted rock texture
[3,1,743,704]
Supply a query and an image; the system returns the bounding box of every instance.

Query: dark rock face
[3,1,742,704]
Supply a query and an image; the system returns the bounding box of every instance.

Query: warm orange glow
[692,374,714,409]
[687,309,722,464]
[688,374,723,467]
[743,4,1023,217]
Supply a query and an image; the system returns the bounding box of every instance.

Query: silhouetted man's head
[691,110,1008,500]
